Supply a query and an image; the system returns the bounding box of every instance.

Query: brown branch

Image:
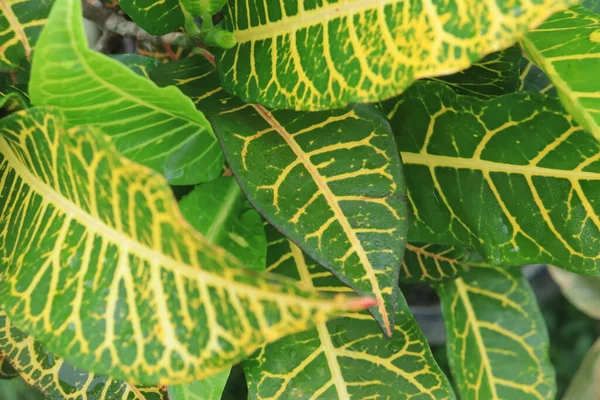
[81,2,198,49]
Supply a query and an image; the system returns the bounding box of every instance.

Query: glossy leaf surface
[119,0,184,35]
[216,0,576,110]
[30,0,222,185]
[0,0,52,69]
[244,226,455,400]
[519,59,556,96]
[0,310,165,399]
[522,6,600,141]
[437,264,554,399]
[432,46,521,99]
[179,177,266,271]
[383,80,600,275]
[0,107,367,385]
[152,54,408,337]
[400,244,469,284]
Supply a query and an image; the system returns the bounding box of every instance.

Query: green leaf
[179,176,266,271]
[401,244,469,284]
[0,310,166,399]
[519,59,556,96]
[167,370,230,400]
[548,266,600,319]
[0,107,369,385]
[382,80,600,275]
[431,46,521,99]
[0,357,17,380]
[437,263,555,399]
[0,0,53,70]
[583,0,600,12]
[0,85,28,117]
[30,0,223,185]
[180,0,226,17]
[521,6,600,141]
[215,0,577,110]
[119,0,184,35]
[153,54,408,337]
[110,54,160,79]
[244,225,455,399]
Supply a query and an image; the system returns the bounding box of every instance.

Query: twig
[81,2,198,49]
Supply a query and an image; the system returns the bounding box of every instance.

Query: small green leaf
[0,107,368,385]
[383,80,600,275]
[401,244,470,284]
[521,6,600,141]
[179,176,266,271]
[30,0,223,185]
[0,0,53,70]
[244,225,455,399]
[167,370,230,400]
[153,54,408,337]
[119,0,184,35]
[437,263,555,399]
[0,310,166,399]
[432,46,522,99]
[216,0,577,110]
[563,338,600,400]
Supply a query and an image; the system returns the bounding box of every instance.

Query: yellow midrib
[233,0,398,42]
[0,0,31,59]
[454,279,498,398]
[253,104,391,336]
[0,136,340,309]
[401,151,600,180]
[292,245,350,399]
[205,182,241,241]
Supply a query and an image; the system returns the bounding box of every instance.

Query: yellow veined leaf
[30,0,222,185]
[401,243,470,284]
[437,263,555,399]
[0,107,371,385]
[0,0,53,70]
[118,0,184,35]
[152,53,408,337]
[383,80,600,275]
[0,310,166,399]
[215,0,577,110]
[243,225,455,399]
[0,85,28,117]
[521,6,600,141]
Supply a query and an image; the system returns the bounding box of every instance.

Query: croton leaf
[30,0,223,185]
[521,6,600,141]
[118,0,184,35]
[0,310,166,399]
[431,46,521,99]
[0,85,28,116]
[215,0,576,110]
[382,80,600,275]
[0,107,370,385]
[152,54,408,337]
[437,263,555,399]
[110,54,160,79]
[400,244,469,284]
[243,225,455,399]
[0,0,53,70]
[179,176,267,271]
[519,59,556,96]
[167,370,230,400]
[0,356,17,380]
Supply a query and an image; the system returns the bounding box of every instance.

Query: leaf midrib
[205,181,242,242]
[252,104,391,336]
[401,151,600,180]
[0,136,338,308]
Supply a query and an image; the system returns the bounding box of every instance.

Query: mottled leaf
[243,225,455,399]
[0,310,165,399]
[0,0,53,70]
[383,80,600,275]
[152,54,408,337]
[0,107,369,385]
[216,0,576,110]
[521,6,600,140]
[437,263,555,399]
[119,0,184,35]
[179,176,266,271]
[401,243,469,284]
[432,46,521,99]
[30,0,223,185]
